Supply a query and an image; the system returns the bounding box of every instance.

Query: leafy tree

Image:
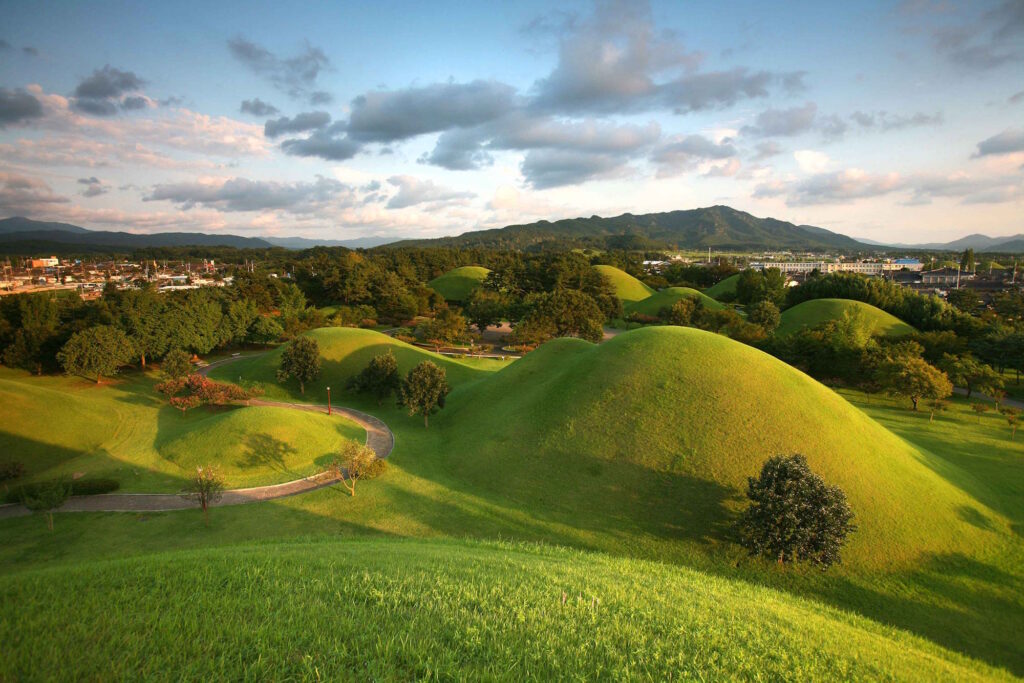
[0,461,24,492]
[736,268,785,306]
[737,454,855,568]
[398,361,450,428]
[161,348,192,379]
[155,374,250,413]
[1004,408,1020,441]
[181,465,225,526]
[22,477,72,532]
[960,248,975,273]
[332,440,378,496]
[971,402,991,423]
[465,289,507,334]
[938,354,1003,398]
[276,336,321,394]
[57,325,135,383]
[3,294,62,375]
[748,300,781,332]
[517,289,605,343]
[248,315,284,344]
[875,355,952,411]
[115,286,168,367]
[349,350,400,405]
[946,288,980,314]
[927,399,948,423]
[419,307,469,350]
[661,298,697,326]
[990,388,1007,411]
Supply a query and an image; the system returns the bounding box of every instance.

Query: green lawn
[426,265,491,301]
[777,298,916,337]
[1,327,1022,676]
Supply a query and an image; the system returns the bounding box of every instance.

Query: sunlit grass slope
[427,265,490,301]
[0,538,1006,682]
[593,264,655,303]
[777,298,916,337]
[433,326,999,566]
[704,273,740,299]
[0,368,365,491]
[626,286,724,316]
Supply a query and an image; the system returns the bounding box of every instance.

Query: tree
[161,348,192,379]
[737,454,855,568]
[349,350,400,405]
[181,465,224,526]
[875,355,952,411]
[155,374,250,414]
[115,286,167,367]
[960,248,975,273]
[971,402,991,423]
[465,289,507,334]
[57,325,135,383]
[398,361,450,428]
[736,268,785,306]
[419,307,468,350]
[990,388,1007,411]
[247,315,284,344]
[276,336,321,394]
[927,399,948,423]
[517,289,605,343]
[938,354,1002,399]
[22,477,72,532]
[747,300,781,332]
[3,294,61,375]
[0,461,24,492]
[661,298,697,326]
[332,441,378,496]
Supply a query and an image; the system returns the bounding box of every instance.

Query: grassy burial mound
[703,273,740,300]
[432,326,998,567]
[0,539,1004,682]
[592,264,655,304]
[777,298,916,337]
[427,266,491,301]
[156,406,365,488]
[210,327,507,402]
[626,286,724,316]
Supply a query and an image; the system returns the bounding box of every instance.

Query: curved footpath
[0,355,394,520]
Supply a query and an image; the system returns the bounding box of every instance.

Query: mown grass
[0,368,364,491]
[426,265,491,301]
[0,538,1009,682]
[593,264,655,303]
[703,273,740,299]
[777,298,917,337]
[625,286,724,316]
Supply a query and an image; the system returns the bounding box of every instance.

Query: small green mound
[593,264,655,303]
[157,406,364,487]
[0,539,1003,681]
[704,273,740,300]
[427,266,491,301]
[778,299,916,338]
[626,286,724,316]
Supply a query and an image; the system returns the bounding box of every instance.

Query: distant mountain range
[394,206,870,251]
[857,232,1024,253]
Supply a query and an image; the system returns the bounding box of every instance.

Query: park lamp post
[327,386,331,416]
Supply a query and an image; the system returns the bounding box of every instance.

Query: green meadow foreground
[1,327,1022,679]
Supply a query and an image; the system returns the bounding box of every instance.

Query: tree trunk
[96,374,103,384]
[141,353,146,368]
[299,381,305,395]
[965,383,972,398]
[929,411,934,422]
[201,499,209,526]
[424,412,429,428]
[911,396,919,411]
[46,512,53,532]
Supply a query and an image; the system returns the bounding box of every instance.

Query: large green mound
[435,327,997,566]
[427,265,491,301]
[210,327,507,401]
[0,538,1002,681]
[593,264,655,303]
[156,406,364,488]
[778,298,916,337]
[704,273,740,299]
[626,286,724,316]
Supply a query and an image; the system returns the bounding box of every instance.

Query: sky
[0,0,1021,243]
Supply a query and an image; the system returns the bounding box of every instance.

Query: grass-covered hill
[427,265,491,301]
[593,264,655,303]
[626,286,724,316]
[704,273,740,300]
[777,298,917,337]
[0,369,364,491]
[0,538,1005,682]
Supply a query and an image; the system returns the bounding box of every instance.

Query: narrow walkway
[0,357,394,519]
[952,387,1024,410]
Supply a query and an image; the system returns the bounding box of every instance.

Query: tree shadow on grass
[236,434,298,477]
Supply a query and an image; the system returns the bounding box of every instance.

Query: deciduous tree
[875,355,952,411]
[22,477,72,532]
[57,325,135,383]
[332,441,378,497]
[181,466,225,526]
[349,350,400,405]
[276,336,321,394]
[398,361,450,428]
[161,348,192,379]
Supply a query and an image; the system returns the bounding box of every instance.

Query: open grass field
[593,264,655,303]
[703,273,740,299]
[2,327,1022,677]
[0,538,1008,682]
[777,298,917,337]
[426,265,491,301]
[625,286,724,316]
[0,368,365,491]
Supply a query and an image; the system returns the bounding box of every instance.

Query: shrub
[0,461,25,485]
[5,477,120,504]
[738,454,855,568]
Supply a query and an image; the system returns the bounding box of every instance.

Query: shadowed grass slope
[0,538,1007,682]
[626,286,725,316]
[704,273,740,299]
[427,266,491,301]
[593,264,655,303]
[432,326,1001,567]
[778,298,916,337]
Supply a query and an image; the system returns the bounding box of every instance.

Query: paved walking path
[952,387,1024,410]
[0,356,394,520]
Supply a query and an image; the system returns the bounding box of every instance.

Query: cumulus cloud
[385,175,475,209]
[0,171,70,214]
[0,88,44,127]
[793,149,830,173]
[520,149,632,189]
[71,65,148,116]
[228,36,333,104]
[240,98,279,116]
[973,128,1024,157]
[280,126,360,160]
[145,176,352,213]
[77,176,109,197]
[650,134,736,177]
[264,110,331,138]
